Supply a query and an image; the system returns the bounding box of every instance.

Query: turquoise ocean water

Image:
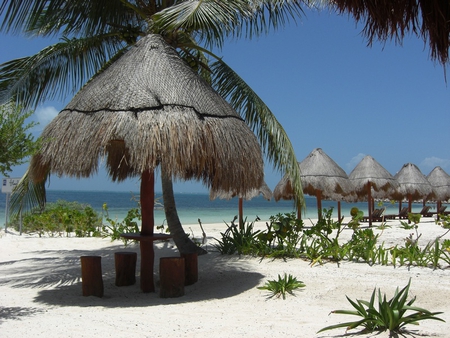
[0,190,437,229]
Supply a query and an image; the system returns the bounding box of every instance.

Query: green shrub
[101,203,140,245]
[261,212,304,257]
[11,200,102,237]
[213,217,261,255]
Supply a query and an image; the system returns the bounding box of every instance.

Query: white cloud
[35,106,58,128]
[420,157,450,171]
[346,153,366,172]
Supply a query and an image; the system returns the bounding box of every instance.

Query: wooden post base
[114,252,137,286]
[159,257,185,298]
[181,253,198,285]
[80,256,104,297]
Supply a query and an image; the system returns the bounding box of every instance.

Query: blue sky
[1,9,449,193]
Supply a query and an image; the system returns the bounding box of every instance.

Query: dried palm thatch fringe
[393,163,434,201]
[29,34,264,198]
[273,148,352,201]
[209,181,272,201]
[348,155,399,201]
[333,0,450,65]
[427,166,450,202]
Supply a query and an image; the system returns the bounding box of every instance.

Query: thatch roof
[393,163,434,201]
[29,34,264,197]
[427,166,450,201]
[348,155,398,200]
[209,181,272,201]
[333,0,450,65]
[273,148,351,201]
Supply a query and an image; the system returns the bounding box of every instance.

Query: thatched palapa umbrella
[29,34,264,292]
[348,155,398,226]
[427,166,450,218]
[393,163,434,220]
[274,148,352,220]
[210,182,272,227]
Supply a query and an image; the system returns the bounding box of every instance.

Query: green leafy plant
[346,228,380,264]
[0,102,41,176]
[11,200,102,237]
[257,273,305,299]
[318,279,445,334]
[304,208,349,264]
[213,216,261,255]
[259,212,304,258]
[102,203,140,245]
[436,214,450,239]
[348,207,364,230]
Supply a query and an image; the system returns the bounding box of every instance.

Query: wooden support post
[140,241,155,293]
[114,252,137,286]
[159,257,185,298]
[80,256,103,297]
[140,170,155,293]
[181,253,198,285]
[238,197,243,229]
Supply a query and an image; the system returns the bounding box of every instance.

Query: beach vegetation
[214,207,450,269]
[436,213,450,238]
[318,279,445,335]
[213,216,261,255]
[345,228,380,264]
[10,200,101,237]
[101,203,140,245]
[257,273,305,300]
[260,212,304,258]
[0,102,40,176]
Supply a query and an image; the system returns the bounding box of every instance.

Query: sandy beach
[1,217,449,338]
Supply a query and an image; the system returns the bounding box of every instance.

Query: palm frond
[0,0,143,38]
[9,169,47,219]
[210,58,304,209]
[153,0,254,49]
[240,0,306,39]
[0,34,127,109]
[332,0,450,65]
[0,0,48,33]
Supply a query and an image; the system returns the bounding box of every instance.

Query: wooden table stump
[181,253,198,285]
[120,233,172,293]
[80,256,103,297]
[159,257,185,298]
[114,252,137,286]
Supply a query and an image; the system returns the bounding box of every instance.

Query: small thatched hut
[29,34,264,292]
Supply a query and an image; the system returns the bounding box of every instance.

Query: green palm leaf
[153,0,253,49]
[0,34,126,108]
[211,59,304,209]
[9,169,46,218]
[0,0,144,37]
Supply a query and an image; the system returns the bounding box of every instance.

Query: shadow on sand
[1,239,265,309]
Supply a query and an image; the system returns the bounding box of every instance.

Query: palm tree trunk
[161,168,207,255]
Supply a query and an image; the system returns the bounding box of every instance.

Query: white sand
[1,217,449,338]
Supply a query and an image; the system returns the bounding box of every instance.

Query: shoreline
[1,218,449,337]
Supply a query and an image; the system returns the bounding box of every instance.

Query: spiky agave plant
[318,278,445,334]
[257,273,305,300]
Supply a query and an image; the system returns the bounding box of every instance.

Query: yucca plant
[318,279,445,334]
[257,273,305,300]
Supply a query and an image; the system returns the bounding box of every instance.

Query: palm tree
[0,0,305,253]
